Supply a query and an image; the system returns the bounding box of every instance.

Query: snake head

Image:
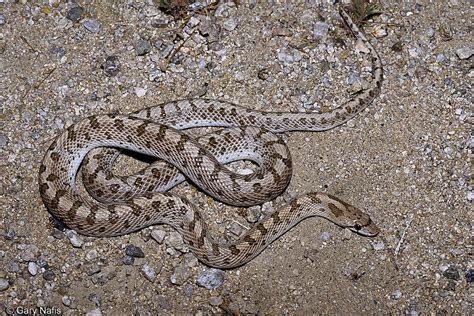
[320,193,380,237]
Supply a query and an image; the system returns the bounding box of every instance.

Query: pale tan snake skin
[39,9,382,268]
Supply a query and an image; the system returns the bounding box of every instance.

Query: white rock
[66,230,83,248]
[28,262,38,276]
[142,263,157,282]
[455,47,473,60]
[135,87,147,97]
[85,308,102,316]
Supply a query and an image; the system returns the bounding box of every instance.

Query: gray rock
[166,231,187,252]
[135,39,152,56]
[62,295,74,306]
[0,278,9,291]
[246,206,261,223]
[223,18,238,31]
[104,56,120,76]
[183,284,193,297]
[86,249,98,261]
[88,293,102,306]
[4,227,15,240]
[443,265,461,280]
[187,16,200,28]
[0,134,8,148]
[209,296,223,306]
[390,289,402,300]
[66,7,84,23]
[52,228,65,239]
[0,14,5,26]
[465,269,473,282]
[20,244,39,261]
[196,268,224,289]
[83,263,101,276]
[83,19,101,33]
[8,261,20,272]
[372,240,385,251]
[151,229,166,243]
[170,264,191,285]
[85,308,102,316]
[67,230,83,248]
[28,262,38,276]
[43,269,56,281]
[455,47,473,60]
[313,21,329,40]
[228,222,243,237]
[125,245,145,258]
[320,232,331,241]
[36,256,48,268]
[142,263,157,282]
[122,256,134,265]
[277,49,302,64]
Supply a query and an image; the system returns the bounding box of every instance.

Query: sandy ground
[1,0,472,314]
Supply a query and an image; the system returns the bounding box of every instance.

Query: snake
[38,8,383,268]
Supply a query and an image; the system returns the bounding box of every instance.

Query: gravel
[1,1,471,314]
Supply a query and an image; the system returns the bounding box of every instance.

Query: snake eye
[354,224,362,231]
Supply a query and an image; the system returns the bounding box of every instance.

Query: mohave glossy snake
[39,8,382,268]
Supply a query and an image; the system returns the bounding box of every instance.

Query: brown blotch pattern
[328,203,344,217]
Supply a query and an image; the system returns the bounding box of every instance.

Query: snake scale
[39,8,383,268]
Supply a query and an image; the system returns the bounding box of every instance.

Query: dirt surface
[1,0,472,314]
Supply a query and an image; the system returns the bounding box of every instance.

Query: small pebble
[104,56,120,76]
[320,232,331,241]
[135,39,152,56]
[85,308,102,316]
[0,14,5,26]
[372,240,385,251]
[67,230,83,248]
[209,296,223,306]
[66,6,83,22]
[28,262,38,276]
[62,295,74,306]
[36,256,48,268]
[390,289,402,300]
[122,256,134,265]
[83,19,101,33]
[43,269,56,281]
[151,229,166,243]
[170,264,191,285]
[455,47,473,60]
[88,293,102,306]
[196,268,224,289]
[0,134,8,149]
[184,284,193,297]
[313,21,329,40]
[464,269,473,282]
[86,249,98,261]
[4,227,15,240]
[125,245,145,258]
[223,18,238,31]
[228,222,243,236]
[0,278,9,291]
[8,261,20,272]
[142,263,157,282]
[166,231,187,252]
[135,87,147,97]
[20,244,39,261]
[51,228,65,239]
[443,265,461,280]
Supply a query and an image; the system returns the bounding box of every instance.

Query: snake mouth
[349,218,380,237]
